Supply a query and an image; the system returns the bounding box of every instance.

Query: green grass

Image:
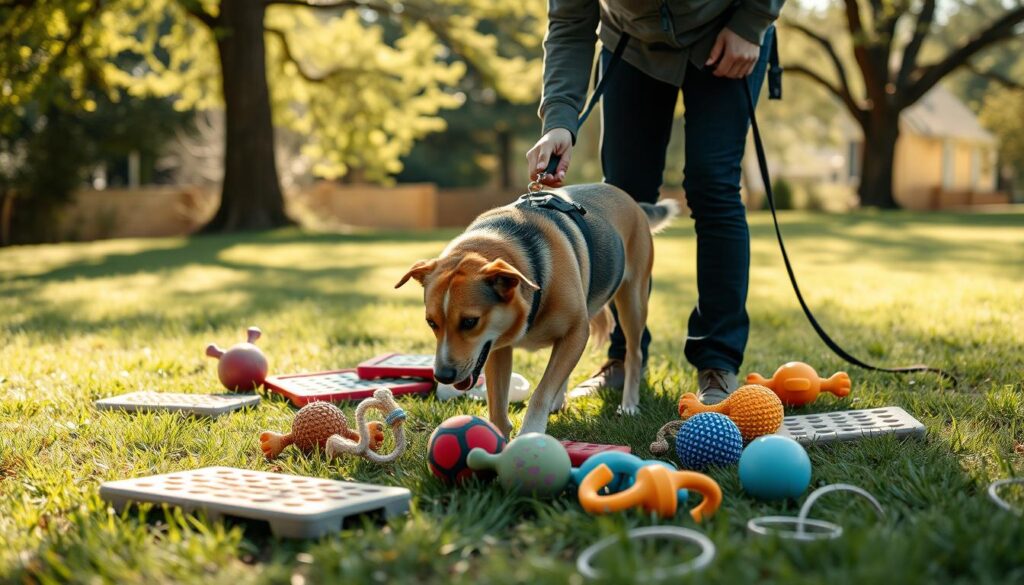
[1,210,1022,584]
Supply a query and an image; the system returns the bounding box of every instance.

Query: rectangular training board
[357,353,434,380]
[560,441,632,467]
[99,466,411,538]
[265,368,433,406]
[94,391,260,418]
[777,406,926,445]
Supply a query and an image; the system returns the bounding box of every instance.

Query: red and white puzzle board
[777,406,926,445]
[264,369,433,406]
[99,466,411,538]
[94,391,260,418]
[357,353,434,380]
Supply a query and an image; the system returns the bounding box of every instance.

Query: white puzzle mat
[94,391,260,417]
[777,406,926,444]
[100,466,411,538]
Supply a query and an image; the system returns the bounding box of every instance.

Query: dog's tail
[639,199,680,234]
[589,304,614,348]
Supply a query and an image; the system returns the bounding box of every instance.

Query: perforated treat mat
[777,406,926,445]
[265,369,433,406]
[100,466,411,538]
[561,441,632,466]
[357,353,434,380]
[94,391,260,417]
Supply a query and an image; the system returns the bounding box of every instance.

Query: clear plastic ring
[746,516,843,541]
[988,478,1024,515]
[576,526,715,580]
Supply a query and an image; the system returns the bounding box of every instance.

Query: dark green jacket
[540,0,785,138]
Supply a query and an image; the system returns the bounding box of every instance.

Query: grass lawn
[1,210,1022,584]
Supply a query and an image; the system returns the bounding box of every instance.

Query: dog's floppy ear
[480,259,538,302]
[395,259,438,288]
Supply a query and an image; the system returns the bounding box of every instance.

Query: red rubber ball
[427,415,506,484]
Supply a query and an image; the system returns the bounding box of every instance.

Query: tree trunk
[857,111,901,209]
[202,0,291,232]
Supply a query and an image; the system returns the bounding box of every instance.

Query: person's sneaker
[697,369,739,405]
[568,359,625,398]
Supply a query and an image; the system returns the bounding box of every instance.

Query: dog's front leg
[483,345,514,438]
[520,324,588,435]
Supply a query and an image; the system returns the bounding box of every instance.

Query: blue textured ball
[739,435,811,500]
[675,412,743,470]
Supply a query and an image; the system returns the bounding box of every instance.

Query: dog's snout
[434,366,458,384]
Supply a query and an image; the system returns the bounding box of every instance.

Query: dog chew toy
[260,401,384,459]
[670,413,743,470]
[427,415,507,484]
[678,385,784,442]
[578,463,722,521]
[466,433,571,497]
[325,388,408,463]
[206,326,269,391]
[739,435,812,500]
[746,362,851,406]
[569,451,686,505]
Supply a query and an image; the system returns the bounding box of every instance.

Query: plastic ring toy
[988,478,1024,515]
[747,483,884,541]
[576,526,715,581]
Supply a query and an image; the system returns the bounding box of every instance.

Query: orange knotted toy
[746,361,851,406]
[577,463,722,522]
[678,384,783,442]
[260,401,384,459]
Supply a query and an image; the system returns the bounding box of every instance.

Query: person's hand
[706,28,760,79]
[526,128,573,187]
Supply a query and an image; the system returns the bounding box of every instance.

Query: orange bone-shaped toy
[577,463,722,521]
[746,362,851,407]
[678,384,783,442]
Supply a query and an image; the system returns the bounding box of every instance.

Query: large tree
[785,0,1024,208]
[3,0,543,231]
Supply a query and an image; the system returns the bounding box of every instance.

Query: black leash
[538,32,957,385]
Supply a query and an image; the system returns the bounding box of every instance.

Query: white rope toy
[326,388,408,463]
[576,526,716,581]
[747,483,885,541]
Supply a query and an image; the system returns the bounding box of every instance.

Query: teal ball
[674,412,743,470]
[739,435,812,500]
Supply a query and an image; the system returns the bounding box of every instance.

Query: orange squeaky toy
[746,362,851,407]
[678,384,783,442]
[577,463,722,522]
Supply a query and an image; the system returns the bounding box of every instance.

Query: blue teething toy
[570,451,687,505]
[739,435,812,500]
[675,412,743,470]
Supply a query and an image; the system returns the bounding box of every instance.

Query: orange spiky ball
[259,402,385,459]
[678,384,784,442]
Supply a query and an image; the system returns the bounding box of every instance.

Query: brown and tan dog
[396,184,677,436]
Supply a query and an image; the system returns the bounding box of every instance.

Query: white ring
[988,478,1024,515]
[747,516,843,541]
[576,526,715,580]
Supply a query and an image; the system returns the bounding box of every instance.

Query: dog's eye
[459,317,479,331]
[426,318,439,330]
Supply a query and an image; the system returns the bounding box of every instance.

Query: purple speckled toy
[467,433,571,497]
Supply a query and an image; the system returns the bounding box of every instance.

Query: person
[526,0,784,405]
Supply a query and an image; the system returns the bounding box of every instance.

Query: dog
[396,184,678,436]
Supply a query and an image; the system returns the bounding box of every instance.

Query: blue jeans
[603,27,773,374]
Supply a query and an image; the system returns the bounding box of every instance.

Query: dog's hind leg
[613,275,650,416]
[484,346,514,438]
[520,324,588,435]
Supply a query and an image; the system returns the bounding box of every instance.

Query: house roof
[901,86,995,144]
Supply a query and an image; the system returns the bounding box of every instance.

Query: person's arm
[538,0,600,141]
[726,0,784,47]
[528,0,599,185]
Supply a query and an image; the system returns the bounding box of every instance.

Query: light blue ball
[739,435,812,500]
[675,412,743,470]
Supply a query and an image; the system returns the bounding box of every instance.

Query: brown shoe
[568,359,625,398]
[697,369,739,405]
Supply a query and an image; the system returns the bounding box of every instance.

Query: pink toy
[560,441,632,467]
[205,326,269,392]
